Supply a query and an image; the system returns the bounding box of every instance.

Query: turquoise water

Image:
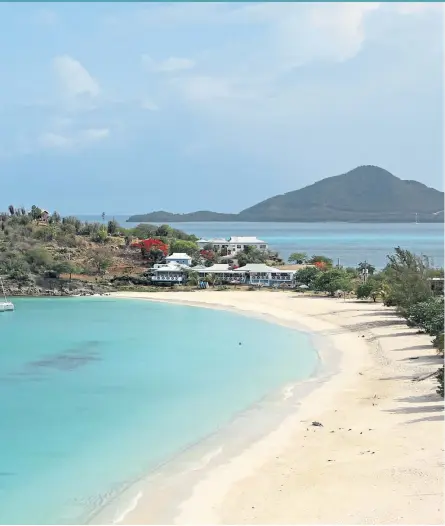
[76,217,444,268]
[0,298,317,524]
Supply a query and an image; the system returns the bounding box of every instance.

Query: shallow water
[0,298,317,524]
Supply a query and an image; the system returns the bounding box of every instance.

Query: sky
[0,2,443,215]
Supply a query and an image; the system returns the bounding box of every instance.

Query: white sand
[111,291,444,525]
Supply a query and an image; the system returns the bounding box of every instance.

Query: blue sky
[0,2,442,215]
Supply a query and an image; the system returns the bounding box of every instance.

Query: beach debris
[409,356,419,360]
[311,421,323,427]
[327,459,335,462]
[348,428,352,431]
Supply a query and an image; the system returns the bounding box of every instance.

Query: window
[237,245,241,249]
[260,245,266,249]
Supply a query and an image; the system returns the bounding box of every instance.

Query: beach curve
[106,290,443,525]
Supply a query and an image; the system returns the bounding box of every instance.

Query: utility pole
[361,260,369,283]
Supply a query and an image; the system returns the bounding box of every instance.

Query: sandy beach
[110,290,444,525]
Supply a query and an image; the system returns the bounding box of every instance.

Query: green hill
[127,166,444,223]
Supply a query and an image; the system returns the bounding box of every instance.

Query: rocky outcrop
[2,276,115,297]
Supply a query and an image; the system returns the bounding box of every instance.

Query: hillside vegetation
[0,206,198,296]
[128,166,444,223]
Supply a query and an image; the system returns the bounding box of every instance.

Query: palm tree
[206,273,216,287]
[184,269,199,287]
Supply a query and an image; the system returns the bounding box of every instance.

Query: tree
[8,205,14,216]
[169,239,199,258]
[89,248,112,275]
[238,246,267,266]
[131,223,157,239]
[50,211,61,224]
[144,248,166,266]
[200,249,218,265]
[184,269,199,286]
[30,205,43,220]
[356,277,382,302]
[155,224,171,237]
[314,268,353,296]
[62,216,82,233]
[345,266,359,277]
[294,266,320,287]
[383,247,433,315]
[101,212,106,222]
[205,273,217,286]
[50,260,78,280]
[288,252,308,264]
[91,226,108,243]
[308,255,333,267]
[405,297,444,338]
[107,219,119,235]
[25,247,54,271]
[357,261,376,275]
[133,238,169,267]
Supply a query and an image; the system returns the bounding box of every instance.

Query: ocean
[75,217,444,269]
[0,297,317,524]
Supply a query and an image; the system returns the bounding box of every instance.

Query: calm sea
[77,216,444,268]
[0,298,317,524]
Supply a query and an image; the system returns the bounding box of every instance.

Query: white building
[165,253,192,266]
[150,261,295,288]
[233,263,295,286]
[197,236,268,256]
[151,262,188,284]
[195,263,294,287]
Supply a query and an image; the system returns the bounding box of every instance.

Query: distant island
[127,166,444,223]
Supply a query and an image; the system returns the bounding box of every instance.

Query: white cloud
[142,55,195,73]
[230,2,382,71]
[39,132,73,149]
[172,76,235,102]
[39,127,109,150]
[392,3,442,15]
[141,98,159,111]
[80,128,109,141]
[53,55,100,98]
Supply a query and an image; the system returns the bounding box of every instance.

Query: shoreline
[97,291,443,525]
[89,292,340,525]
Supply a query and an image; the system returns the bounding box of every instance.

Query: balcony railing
[151,275,183,281]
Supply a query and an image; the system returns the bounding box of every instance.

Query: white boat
[0,277,14,312]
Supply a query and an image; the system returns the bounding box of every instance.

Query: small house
[165,253,193,267]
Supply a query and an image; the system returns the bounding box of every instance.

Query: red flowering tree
[308,255,333,268]
[200,249,217,262]
[314,261,327,270]
[131,238,168,266]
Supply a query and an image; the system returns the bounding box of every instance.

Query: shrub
[405,297,444,337]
